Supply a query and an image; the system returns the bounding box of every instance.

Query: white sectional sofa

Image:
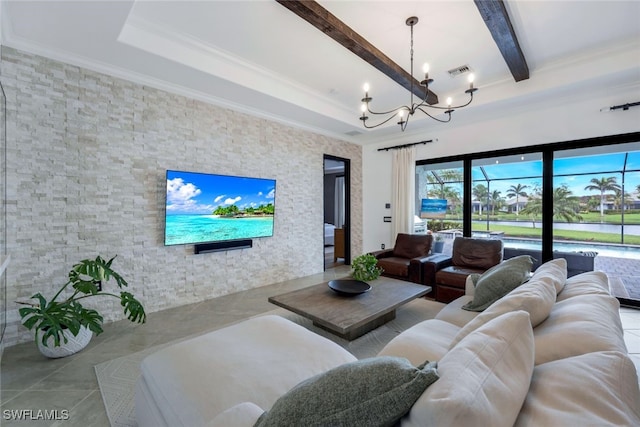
[136,258,640,427]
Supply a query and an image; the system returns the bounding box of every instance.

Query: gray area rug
[94,298,444,427]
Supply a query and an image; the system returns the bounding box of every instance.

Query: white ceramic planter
[36,325,93,358]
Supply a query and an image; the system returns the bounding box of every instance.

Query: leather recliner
[369,233,434,285]
[428,237,504,303]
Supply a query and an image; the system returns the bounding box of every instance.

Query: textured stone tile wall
[1,46,362,346]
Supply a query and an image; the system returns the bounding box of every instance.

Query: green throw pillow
[254,356,439,427]
[462,255,535,312]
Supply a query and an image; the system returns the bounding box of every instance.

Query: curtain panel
[391,146,416,239]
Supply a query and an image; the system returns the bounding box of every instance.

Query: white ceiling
[2,0,639,146]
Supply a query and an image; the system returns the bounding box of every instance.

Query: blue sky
[166,171,275,214]
[435,150,640,199]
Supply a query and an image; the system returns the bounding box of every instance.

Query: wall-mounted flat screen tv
[164,170,276,246]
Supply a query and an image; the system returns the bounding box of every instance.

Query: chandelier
[359,16,478,131]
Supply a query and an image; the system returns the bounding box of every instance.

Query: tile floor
[0,264,639,427]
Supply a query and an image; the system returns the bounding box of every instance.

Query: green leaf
[72,280,100,295]
[69,255,128,290]
[71,302,104,335]
[20,311,40,330]
[120,291,146,324]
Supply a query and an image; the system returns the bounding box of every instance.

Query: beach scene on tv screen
[165,171,275,246]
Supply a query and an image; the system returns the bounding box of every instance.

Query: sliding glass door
[415,133,640,307]
[553,143,640,303]
[471,153,543,256]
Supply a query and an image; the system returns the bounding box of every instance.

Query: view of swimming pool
[503,238,640,259]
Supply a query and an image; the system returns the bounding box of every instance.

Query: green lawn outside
[470,223,640,246]
[468,212,640,224]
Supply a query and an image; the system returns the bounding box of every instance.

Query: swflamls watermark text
[3,409,70,421]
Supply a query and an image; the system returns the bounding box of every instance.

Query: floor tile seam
[13,385,99,393]
[10,358,79,394]
[0,350,99,399]
[0,388,27,406]
[49,389,101,427]
[0,373,99,401]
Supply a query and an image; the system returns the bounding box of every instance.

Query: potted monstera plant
[17,255,146,358]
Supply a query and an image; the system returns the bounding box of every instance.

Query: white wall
[363,82,640,252]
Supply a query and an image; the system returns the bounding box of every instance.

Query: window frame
[415,131,640,263]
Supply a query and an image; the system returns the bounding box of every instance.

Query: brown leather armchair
[369,233,434,285]
[428,237,504,303]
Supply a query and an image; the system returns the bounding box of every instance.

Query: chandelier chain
[409,21,414,109]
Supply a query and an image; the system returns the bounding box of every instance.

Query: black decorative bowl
[328,279,371,296]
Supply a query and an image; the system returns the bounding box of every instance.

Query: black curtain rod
[603,101,640,112]
[377,139,436,152]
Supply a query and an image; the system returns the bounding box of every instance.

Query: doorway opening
[324,155,351,269]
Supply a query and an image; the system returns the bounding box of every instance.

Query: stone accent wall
[1,46,362,347]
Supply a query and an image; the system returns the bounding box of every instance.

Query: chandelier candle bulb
[468,73,475,90]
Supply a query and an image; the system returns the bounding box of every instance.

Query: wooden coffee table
[268,277,431,340]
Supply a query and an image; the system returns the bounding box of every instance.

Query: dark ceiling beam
[474,0,529,82]
[276,0,438,104]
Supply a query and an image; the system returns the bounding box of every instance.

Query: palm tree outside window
[506,184,528,216]
[584,177,621,217]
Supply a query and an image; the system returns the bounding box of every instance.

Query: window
[416,161,464,232]
[415,133,640,307]
[553,143,640,250]
[471,154,543,251]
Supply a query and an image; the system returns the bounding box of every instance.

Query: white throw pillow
[556,270,610,301]
[402,311,535,427]
[378,319,461,366]
[530,258,567,295]
[449,274,556,349]
[534,294,626,365]
[433,295,478,328]
[514,351,640,426]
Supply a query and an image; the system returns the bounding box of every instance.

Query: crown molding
[118,13,356,126]
[1,30,359,145]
